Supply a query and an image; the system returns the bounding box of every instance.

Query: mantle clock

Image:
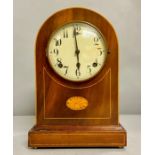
[28,8,127,148]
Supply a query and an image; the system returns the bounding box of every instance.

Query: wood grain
[28,124,127,147]
[28,7,127,147]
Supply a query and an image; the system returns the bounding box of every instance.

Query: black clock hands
[73,27,81,77]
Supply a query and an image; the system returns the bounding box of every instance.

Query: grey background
[14,0,141,115]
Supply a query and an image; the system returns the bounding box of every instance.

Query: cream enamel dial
[47,22,107,81]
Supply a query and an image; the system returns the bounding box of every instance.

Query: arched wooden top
[35,7,118,88]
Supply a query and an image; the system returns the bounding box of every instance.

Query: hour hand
[75,62,81,77]
[75,49,80,61]
[76,62,80,70]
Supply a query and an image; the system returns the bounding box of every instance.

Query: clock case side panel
[35,8,119,126]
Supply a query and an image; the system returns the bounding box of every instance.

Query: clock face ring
[46,21,108,82]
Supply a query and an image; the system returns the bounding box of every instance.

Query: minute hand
[73,28,80,71]
[74,28,80,62]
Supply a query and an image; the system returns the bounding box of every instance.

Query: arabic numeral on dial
[75,24,81,32]
[94,37,100,45]
[55,58,69,75]
[53,49,59,55]
[100,50,103,56]
[54,38,62,46]
[73,25,81,37]
[56,58,63,68]
[97,48,109,56]
[63,29,68,38]
[64,66,69,75]
[75,69,81,78]
[97,48,103,56]
[87,65,92,75]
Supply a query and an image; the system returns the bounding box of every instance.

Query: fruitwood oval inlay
[66,96,88,111]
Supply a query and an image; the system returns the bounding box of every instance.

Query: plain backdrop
[13,0,141,115]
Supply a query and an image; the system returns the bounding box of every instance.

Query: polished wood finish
[28,7,127,147]
[29,124,126,147]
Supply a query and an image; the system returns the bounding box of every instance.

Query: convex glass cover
[47,22,107,81]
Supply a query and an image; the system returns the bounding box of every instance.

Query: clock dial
[47,22,107,81]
